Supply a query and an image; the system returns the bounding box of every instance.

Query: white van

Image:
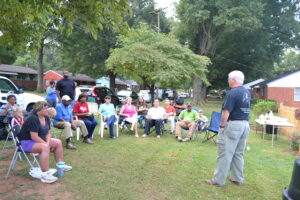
[0,76,45,111]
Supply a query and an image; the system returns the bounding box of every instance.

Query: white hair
[228,70,244,84]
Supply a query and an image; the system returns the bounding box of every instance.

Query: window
[45,79,49,86]
[261,87,266,97]
[294,88,300,101]
[0,79,17,93]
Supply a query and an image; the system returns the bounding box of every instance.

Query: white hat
[61,95,71,101]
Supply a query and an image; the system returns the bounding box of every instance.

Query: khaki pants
[54,120,88,139]
[175,121,196,138]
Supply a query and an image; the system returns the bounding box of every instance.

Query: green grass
[2,99,297,200]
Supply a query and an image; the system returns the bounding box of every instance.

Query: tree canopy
[106,25,211,98]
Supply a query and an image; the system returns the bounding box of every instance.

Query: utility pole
[151,7,167,33]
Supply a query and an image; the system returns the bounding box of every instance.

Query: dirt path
[0,149,72,200]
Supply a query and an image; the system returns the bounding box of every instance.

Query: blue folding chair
[202,111,221,143]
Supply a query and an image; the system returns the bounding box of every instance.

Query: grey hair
[228,70,244,84]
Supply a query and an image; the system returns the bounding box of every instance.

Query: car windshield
[118,90,131,96]
[79,88,92,95]
[0,79,17,93]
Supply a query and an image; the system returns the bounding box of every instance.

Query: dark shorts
[20,140,36,153]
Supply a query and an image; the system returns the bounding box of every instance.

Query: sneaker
[177,137,182,142]
[41,171,58,184]
[64,164,72,171]
[66,142,76,150]
[83,138,94,144]
[110,136,117,139]
[142,134,147,138]
[157,135,161,139]
[182,137,191,142]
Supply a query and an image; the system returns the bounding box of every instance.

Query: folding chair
[5,125,40,179]
[174,118,198,140]
[202,111,221,143]
[1,125,16,154]
[145,119,165,136]
[98,114,119,138]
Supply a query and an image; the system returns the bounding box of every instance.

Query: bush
[251,98,277,105]
[252,100,277,114]
[288,132,300,151]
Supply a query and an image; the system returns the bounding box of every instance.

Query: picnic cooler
[266,125,278,134]
[282,157,300,200]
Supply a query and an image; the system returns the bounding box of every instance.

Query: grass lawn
[1,99,298,200]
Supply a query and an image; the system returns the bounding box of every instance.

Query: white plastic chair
[98,114,119,138]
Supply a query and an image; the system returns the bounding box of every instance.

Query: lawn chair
[174,118,199,140]
[98,114,119,138]
[202,111,221,143]
[5,125,40,179]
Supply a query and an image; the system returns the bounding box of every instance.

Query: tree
[106,25,211,100]
[274,51,300,75]
[176,0,300,97]
[0,46,16,64]
[0,0,130,92]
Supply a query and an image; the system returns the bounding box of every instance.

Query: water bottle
[56,162,64,177]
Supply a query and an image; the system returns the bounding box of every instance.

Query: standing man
[205,70,251,187]
[56,71,76,105]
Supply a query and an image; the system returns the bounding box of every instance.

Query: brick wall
[267,87,300,107]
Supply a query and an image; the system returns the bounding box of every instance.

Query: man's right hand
[71,123,77,131]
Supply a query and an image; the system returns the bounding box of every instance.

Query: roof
[123,79,139,86]
[243,79,265,89]
[50,70,95,82]
[0,64,37,74]
[251,70,300,88]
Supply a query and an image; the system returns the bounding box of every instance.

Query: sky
[154,0,179,17]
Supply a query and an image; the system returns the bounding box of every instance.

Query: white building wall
[267,71,300,87]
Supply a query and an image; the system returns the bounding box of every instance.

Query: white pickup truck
[0,76,45,111]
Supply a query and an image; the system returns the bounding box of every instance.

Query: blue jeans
[105,115,117,138]
[138,114,146,128]
[144,119,163,136]
[82,119,98,138]
[46,99,56,108]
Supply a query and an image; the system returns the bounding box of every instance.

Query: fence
[278,103,300,154]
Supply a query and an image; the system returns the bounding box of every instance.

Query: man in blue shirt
[53,95,91,150]
[205,70,251,187]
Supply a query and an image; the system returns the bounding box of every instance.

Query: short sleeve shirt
[56,78,76,100]
[163,105,176,113]
[72,102,89,120]
[178,110,200,122]
[99,103,115,117]
[18,115,51,141]
[53,103,72,124]
[147,107,166,120]
[222,86,251,120]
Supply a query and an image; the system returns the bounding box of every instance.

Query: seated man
[53,95,92,150]
[198,109,208,131]
[163,99,176,135]
[18,101,72,184]
[175,102,200,142]
[143,99,166,138]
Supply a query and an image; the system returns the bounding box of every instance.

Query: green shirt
[178,110,200,122]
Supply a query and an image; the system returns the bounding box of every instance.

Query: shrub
[251,98,277,105]
[252,100,277,114]
[288,132,300,151]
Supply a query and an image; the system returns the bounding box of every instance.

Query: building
[243,78,265,97]
[251,70,300,107]
[43,70,95,89]
[0,64,37,90]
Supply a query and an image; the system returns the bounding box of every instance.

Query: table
[255,118,294,147]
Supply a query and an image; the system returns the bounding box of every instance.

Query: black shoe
[170,131,174,135]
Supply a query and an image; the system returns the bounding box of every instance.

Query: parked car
[156,89,178,100]
[91,86,120,106]
[117,90,139,104]
[206,93,222,99]
[75,86,93,101]
[178,93,189,99]
[138,90,152,103]
[0,76,45,111]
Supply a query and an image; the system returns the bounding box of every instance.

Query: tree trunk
[192,77,205,105]
[149,84,155,104]
[108,71,116,92]
[36,38,45,93]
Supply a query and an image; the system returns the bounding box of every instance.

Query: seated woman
[99,96,117,139]
[119,97,139,137]
[137,97,148,128]
[18,101,72,184]
[0,95,21,124]
[72,94,97,143]
[163,99,176,135]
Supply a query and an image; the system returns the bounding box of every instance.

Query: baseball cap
[61,95,72,101]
